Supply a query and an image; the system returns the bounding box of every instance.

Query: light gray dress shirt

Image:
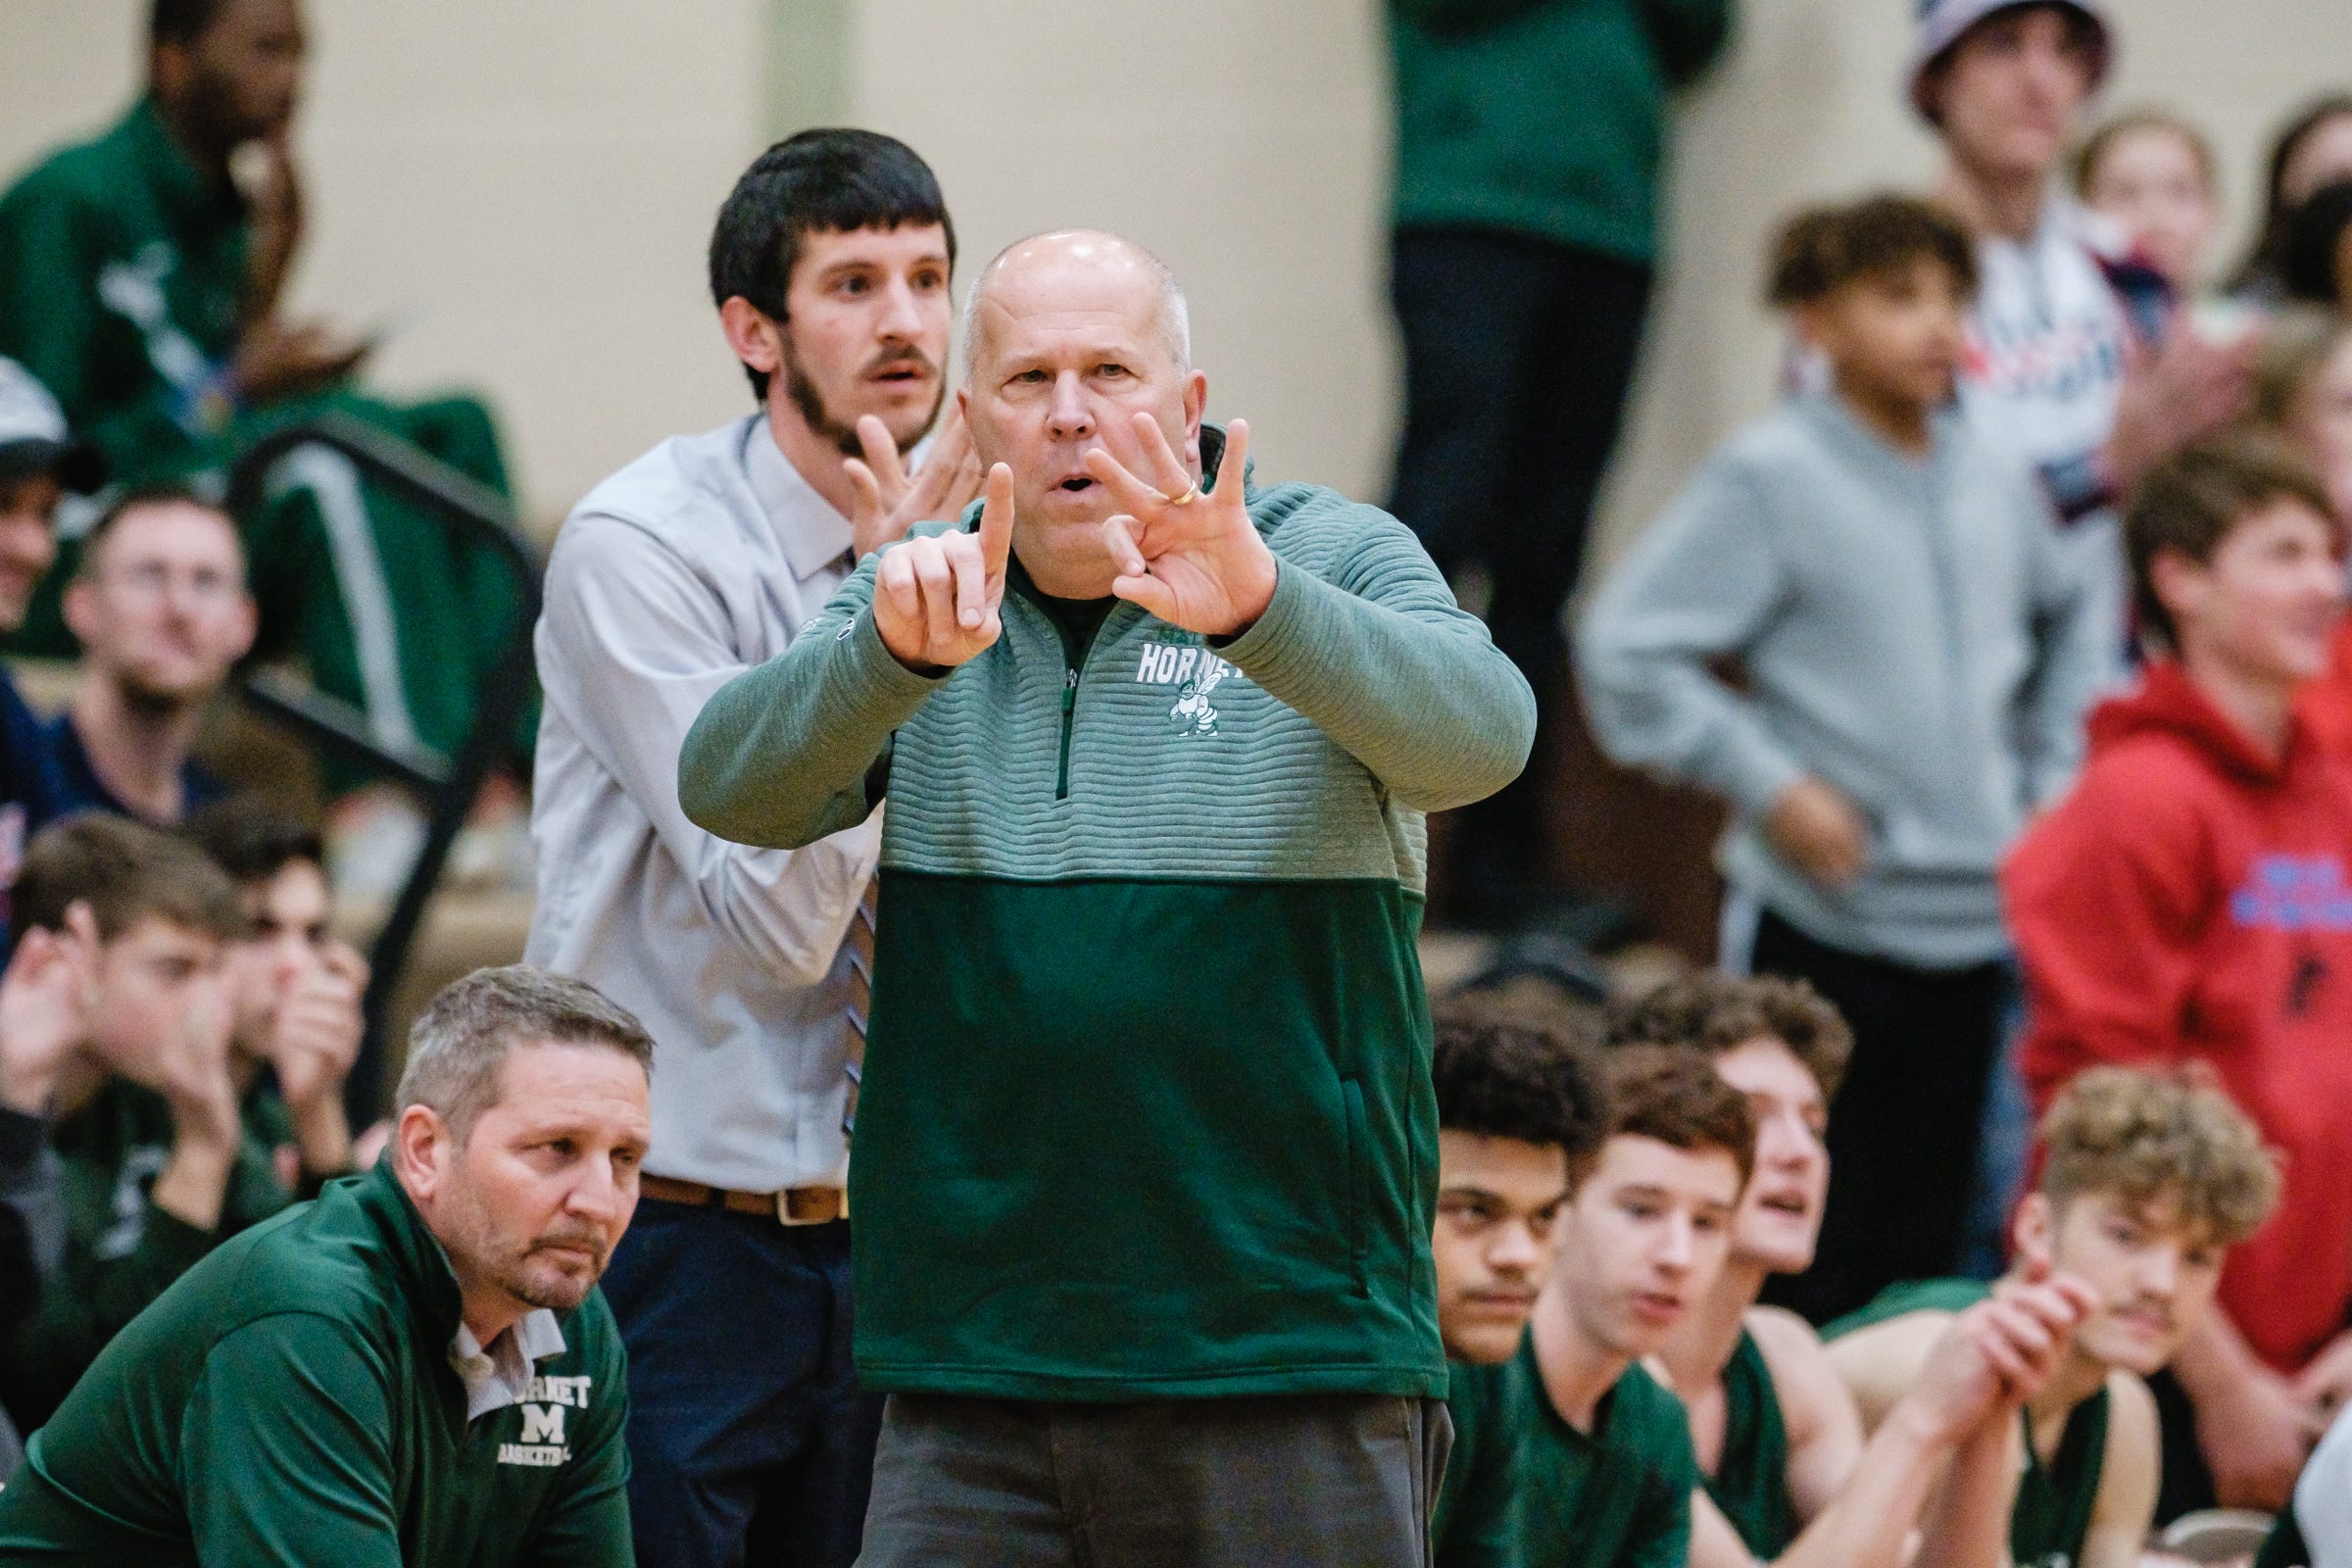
[527,415,880,1192]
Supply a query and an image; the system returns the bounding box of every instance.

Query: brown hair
[396,966,655,1140]
[2038,1066,2280,1245]
[2248,305,2352,430]
[1603,1045,1756,1185]
[2232,94,2352,293]
[73,484,244,584]
[1605,973,1853,1101]
[1767,194,1979,308]
[15,811,245,943]
[2073,109,2220,201]
[2124,433,2341,653]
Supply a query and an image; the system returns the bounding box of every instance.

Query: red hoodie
[2006,660,2352,1374]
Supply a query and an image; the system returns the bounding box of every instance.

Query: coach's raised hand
[874,461,1015,672]
[1092,414,1276,638]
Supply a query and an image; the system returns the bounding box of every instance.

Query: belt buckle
[777,1187,845,1226]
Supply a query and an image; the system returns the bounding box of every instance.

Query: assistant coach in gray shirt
[526,129,975,1568]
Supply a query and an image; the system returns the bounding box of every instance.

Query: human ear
[718,297,784,378]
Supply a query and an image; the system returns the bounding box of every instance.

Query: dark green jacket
[0,1079,290,1430]
[0,1160,631,1566]
[0,99,251,478]
[680,433,1536,1401]
[1389,0,1732,262]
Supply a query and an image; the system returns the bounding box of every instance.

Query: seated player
[185,794,368,1191]
[1827,1066,2281,1568]
[1440,1046,1750,1567]
[0,814,268,1431]
[55,487,251,824]
[2004,436,2352,1511]
[1425,999,1612,1562]
[1619,974,2100,1568]
[0,966,646,1564]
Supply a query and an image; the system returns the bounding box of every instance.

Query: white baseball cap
[1908,0,2113,122]
[0,358,104,493]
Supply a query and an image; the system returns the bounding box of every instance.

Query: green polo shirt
[1440,1332,1696,1568]
[0,1159,631,1566]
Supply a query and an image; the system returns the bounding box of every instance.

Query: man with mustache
[1619,975,2098,1568]
[527,127,972,1568]
[1827,1067,2280,1568]
[681,228,1535,1566]
[0,963,651,1564]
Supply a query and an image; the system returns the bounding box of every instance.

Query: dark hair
[396,966,655,1139]
[1766,194,1979,307]
[708,128,954,402]
[2073,109,2219,200]
[1605,973,1853,1101]
[2126,433,2340,652]
[2232,95,2352,293]
[17,812,246,943]
[183,794,323,888]
[74,483,243,582]
[1605,1045,1757,1184]
[1431,997,1612,1178]
[2280,178,2352,307]
[150,0,231,48]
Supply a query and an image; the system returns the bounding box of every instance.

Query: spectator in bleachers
[2230,95,2352,304]
[1383,0,1731,935]
[1919,0,2248,676]
[2076,111,2225,297]
[0,965,647,1565]
[185,795,366,1193]
[0,814,264,1433]
[2279,179,2352,312]
[1581,194,2101,1324]
[0,885,96,1481]
[1425,1000,1611,1562]
[1828,1066,2282,1567]
[2250,306,2352,520]
[1617,974,2095,1568]
[0,0,531,840]
[530,128,968,1568]
[2005,436,2352,1514]
[53,487,249,825]
[0,360,102,925]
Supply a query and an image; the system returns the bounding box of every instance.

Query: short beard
[440,1176,608,1315]
[779,328,945,459]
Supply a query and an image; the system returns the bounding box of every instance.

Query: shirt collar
[448,1309,568,1422]
[741,416,856,581]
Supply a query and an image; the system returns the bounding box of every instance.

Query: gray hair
[960,229,1191,383]
[396,965,654,1139]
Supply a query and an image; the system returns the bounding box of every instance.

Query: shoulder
[2100,1370,2158,1466]
[1744,1306,1848,1433]
[1617,1361,1700,1482]
[1250,481,1417,564]
[553,422,760,569]
[0,124,118,216]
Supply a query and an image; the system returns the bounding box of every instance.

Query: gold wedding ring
[1162,483,1200,507]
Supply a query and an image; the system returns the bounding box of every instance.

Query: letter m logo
[518,1403,566,1446]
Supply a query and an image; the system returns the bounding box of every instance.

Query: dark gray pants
[857,1393,1451,1568]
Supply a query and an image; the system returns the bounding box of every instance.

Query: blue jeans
[599,1198,879,1568]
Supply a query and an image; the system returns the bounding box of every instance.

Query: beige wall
[0,0,2343,541]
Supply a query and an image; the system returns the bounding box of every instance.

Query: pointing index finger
[976,463,1016,577]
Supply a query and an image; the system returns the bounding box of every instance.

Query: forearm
[681,608,933,849]
[1578,641,1806,815]
[1770,1405,1954,1568]
[1215,559,1535,810]
[1910,1411,2022,1568]
[2173,1303,2265,1402]
[152,1130,237,1232]
[284,1096,354,1181]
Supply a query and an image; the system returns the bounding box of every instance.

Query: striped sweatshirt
[679,433,1535,1400]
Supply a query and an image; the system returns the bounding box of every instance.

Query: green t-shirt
[1826,1278,2109,1568]
[1704,1326,1795,1556]
[1441,1332,1696,1568]
[0,1159,631,1566]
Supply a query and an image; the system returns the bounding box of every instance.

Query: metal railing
[226,413,542,1118]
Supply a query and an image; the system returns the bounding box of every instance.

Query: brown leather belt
[639,1173,846,1226]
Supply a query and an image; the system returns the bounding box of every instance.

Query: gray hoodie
[1578,392,2105,967]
